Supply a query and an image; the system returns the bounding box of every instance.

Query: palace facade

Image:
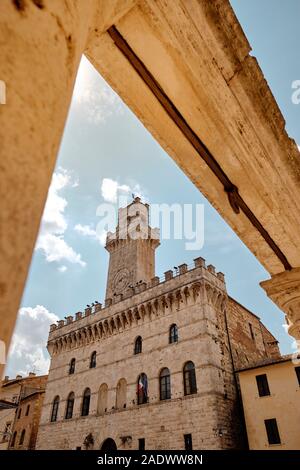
[36,198,280,450]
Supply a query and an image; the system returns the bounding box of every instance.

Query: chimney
[28,372,36,377]
[16,374,22,379]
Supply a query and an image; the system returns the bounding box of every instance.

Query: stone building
[237,355,300,450]
[0,373,47,450]
[36,198,280,450]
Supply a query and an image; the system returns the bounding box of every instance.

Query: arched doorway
[101,438,117,451]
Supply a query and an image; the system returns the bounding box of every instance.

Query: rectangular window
[256,374,270,397]
[264,419,281,445]
[138,438,145,450]
[184,433,193,450]
[295,367,300,386]
[249,323,255,341]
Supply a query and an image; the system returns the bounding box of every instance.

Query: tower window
[249,323,255,341]
[169,324,178,344]
[10,431,17,448]
[90,351,96,369]
[137,373,148,405]
[256,374,270,397]
[134,336,142,355]
[25,405,30,416]
[160,368,171,400]
[65,392,75,420]
[19,429,26,446]
[51,396,60,422]
[264,418,281,445]
[183,361,197,395]
[81,388,91,416]
[17,408,21,419]
[69,358,76,375]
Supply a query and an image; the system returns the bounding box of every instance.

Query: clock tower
[105,197,160,302]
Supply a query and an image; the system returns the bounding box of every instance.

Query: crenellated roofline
[47,257,227,356]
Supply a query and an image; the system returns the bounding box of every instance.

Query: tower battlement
[48,256,225,339]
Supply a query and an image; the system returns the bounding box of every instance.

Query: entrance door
[101,438,117,451]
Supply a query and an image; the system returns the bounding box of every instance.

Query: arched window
[65,392,75,420]
[25,405,30,416]
[69,358,76,375]
[183,361,197,396]
[116,378,127,409]
[97,383,108,415]
[90,351,96,369]
[169,324,178,344]
[10,431,17,447]
[81,388,91,416]
[51,396,60,422]
[137,373,148,405]
[134,336,142,355]
[17,408,21,419]
[19,429,26,446]
[160,368,171,400]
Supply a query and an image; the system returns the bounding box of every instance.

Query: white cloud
[74,224,107,246]
[7,306,59,377]
[74,179,146,247]
[100,178,145,203]
[58,265,67,273]
[36,167,86,267]
[37,234,86,267]
[72,55,125,124]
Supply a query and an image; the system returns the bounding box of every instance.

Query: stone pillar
[260,268,300,350]
[0,0,98,378]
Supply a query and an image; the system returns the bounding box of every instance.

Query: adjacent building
[237,355,300,450]
[36,198,280,450]
[0,373,47,450]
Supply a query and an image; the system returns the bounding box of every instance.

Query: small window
[90,351,96,369]
[81,388,91,416]
[25,405,30,416]
[10,431,17,447]
[138,438,145,450]
[51,396,60,422]
[264,418,281,445]
[183,361,197,395]
[2,422,11,442]
[69,358,76,375]
[19,429,26,446]
[160,368,171,400]
[249,323,255,341]
[134,336,142,355]
[65,392,75,420]
[184,433,193,450]
[137,373,148,405]
[17,408,21,419]
[295,366,300,386]
[169,324,178,344]
[256,374,270,397]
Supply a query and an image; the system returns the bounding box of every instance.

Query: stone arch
[97,383,108,415]
[100,438,117,451]
[115,378,127,410]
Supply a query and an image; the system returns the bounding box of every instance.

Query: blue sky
[6,1,300,376]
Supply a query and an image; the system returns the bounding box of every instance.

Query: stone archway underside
[1,0,300,377]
